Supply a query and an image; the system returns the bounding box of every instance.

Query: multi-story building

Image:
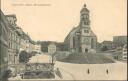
[48,43,56,54]
[64,4,97,53]
[0,10,9,81]
[28,40,36,53]
[113,36,127,48]
[1,11,36,77]
[15,27,25,52]
[34,44,41,53]
[21,33,30,53]
[6,14,33,65]
[15,25,36,55]
[101,41,114,50]
[17,29,28,53]
[6,15,20,65]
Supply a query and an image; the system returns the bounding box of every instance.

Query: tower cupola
[80,4,90,27]
[80,4,89,14]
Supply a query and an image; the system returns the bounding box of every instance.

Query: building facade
[48,43,56,54]
[113,36,127,48]
[16,27,30,53]
[1,10,36,77]
[6,15,20,65]
[101,41,114,50]
[33,44,41,53]
[28,40,36,53]
[6,14,35,65]
[64,4,97,53]
[0,10,9,81]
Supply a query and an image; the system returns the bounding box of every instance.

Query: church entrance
[85,48,88,53]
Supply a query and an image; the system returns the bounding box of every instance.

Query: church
[64,4,97,53]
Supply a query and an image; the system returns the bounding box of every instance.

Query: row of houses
[39,41,68,53]
[97,36,127,61]
[0,10,41,80]
[5,14,41,65]
[5,14,35,65]
[98,36,127,51]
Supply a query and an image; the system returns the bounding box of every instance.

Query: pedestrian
[106,69,108,74]
[56,68,63,79]
[87,68,90,74]
[21,73,24,79]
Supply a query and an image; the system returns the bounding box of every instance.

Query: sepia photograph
[0,0,127,81]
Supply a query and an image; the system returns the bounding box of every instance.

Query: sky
[1,0,127,43]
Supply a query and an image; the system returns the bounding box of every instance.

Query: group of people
[87,69,109,74]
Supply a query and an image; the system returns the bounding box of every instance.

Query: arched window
[91,38,94,49]
[73,37,75,48]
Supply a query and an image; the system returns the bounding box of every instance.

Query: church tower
[78,4,97,53]
[80,4,90,28]
[79,4,91,37]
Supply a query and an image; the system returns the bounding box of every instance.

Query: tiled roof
[5,14,16,18]
[102,41,113,44]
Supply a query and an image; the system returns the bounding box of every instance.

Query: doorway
[85,48,88,53]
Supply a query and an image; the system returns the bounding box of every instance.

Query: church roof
[64,26,80,41]
[64,26,97,42]
[89,30,97,37]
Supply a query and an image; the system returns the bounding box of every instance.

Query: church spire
[84,4,86,8]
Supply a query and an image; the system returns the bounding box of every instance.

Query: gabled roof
[102,41,113,44]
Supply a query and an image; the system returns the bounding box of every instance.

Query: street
[55,61,127,80]
[28,54,127,80]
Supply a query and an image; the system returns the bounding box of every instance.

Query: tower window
[84,30,89,33]
[84,21,89,25]
[73,37,75,47]
[86,15,89,19]
[84,22,86,25]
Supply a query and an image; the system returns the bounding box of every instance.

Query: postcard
[0,0,127,81]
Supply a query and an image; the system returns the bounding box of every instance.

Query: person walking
[106,69,109,74]
[87,68,90,74]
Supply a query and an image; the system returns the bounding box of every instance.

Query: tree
[30,51,37,56]
[19,51,29,63]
